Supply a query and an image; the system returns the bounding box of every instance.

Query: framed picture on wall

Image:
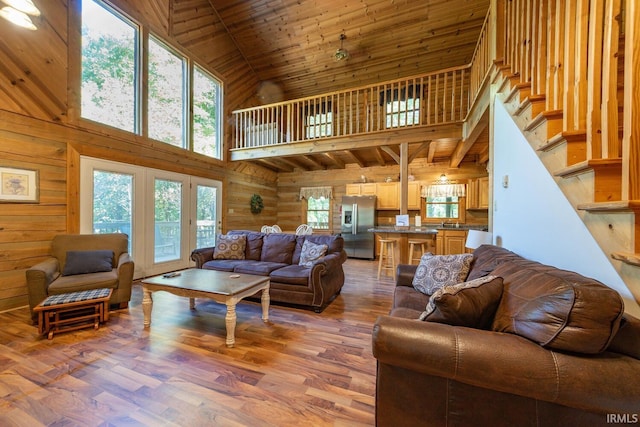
[0,166,39,203]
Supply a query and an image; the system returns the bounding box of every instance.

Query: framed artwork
[0,167,39,203]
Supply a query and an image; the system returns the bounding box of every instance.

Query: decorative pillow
[491,269,624,354]
[62,250,114,276]
[213,234,246,260]
[299,240,328,267]
[412,253,473,295]
[419,275,503,329]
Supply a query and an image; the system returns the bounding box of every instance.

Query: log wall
[0,0,270,312]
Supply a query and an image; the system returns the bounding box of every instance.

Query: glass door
[191,178,222,250]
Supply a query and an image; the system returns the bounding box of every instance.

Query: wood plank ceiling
[209,0,491,172]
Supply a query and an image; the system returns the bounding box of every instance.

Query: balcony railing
[232,66,473,150]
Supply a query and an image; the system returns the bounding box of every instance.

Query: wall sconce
[0,0,40,30]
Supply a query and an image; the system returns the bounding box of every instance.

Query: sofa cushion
[234,261,288,276]
[269,264,310,286]
[299,240,328,267]
[229,231,265,260]
[393,285,430,311]
[491,268,624,354]
[213,234,246,260]
[62,250,114,276]
[412,253,473,295]
[261,234,297,264]
[419,275,503,329]
[202,260,247,272]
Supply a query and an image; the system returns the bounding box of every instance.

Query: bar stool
[378,239,397,279]
[408,239,430,265]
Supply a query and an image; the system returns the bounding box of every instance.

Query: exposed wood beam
[301,154,326,170]
[256,158,293,172]
[373,148,387,166]
[478,144,490,164]
[408,141,432,163]
[343,150,366,168]
[427,141,438,163]
[450,110,489,167]
[229,123,463,161]
[381,146,400,164]
[279,157,308,170]
[322,152,345,169]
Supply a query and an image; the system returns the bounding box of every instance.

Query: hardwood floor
[0,259,397,426]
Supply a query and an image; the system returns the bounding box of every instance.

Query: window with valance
[299,186,332,230]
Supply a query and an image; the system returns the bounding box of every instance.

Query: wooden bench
[33,288,113,339]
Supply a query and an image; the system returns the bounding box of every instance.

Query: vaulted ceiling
[208,0,490,99]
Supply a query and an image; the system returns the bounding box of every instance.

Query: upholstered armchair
[26,233,134,320]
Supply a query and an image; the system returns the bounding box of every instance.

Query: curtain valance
[299,186,333,200]
[422,184,466,198]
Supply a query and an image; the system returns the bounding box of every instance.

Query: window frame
[76,0,223,160]
[303,196,332,230]
[305,101,333,139]
[423,196,465,222]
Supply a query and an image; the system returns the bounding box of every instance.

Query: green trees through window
[81,0,221,159]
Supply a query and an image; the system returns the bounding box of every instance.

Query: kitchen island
[368,226,438,265]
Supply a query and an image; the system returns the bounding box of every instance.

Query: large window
[80,0,222,159]
[306,197,330,230]
[382,85,421,128]
[81,0,137,132]
[425,196,460,219]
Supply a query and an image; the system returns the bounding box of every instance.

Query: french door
[80,157,222,278]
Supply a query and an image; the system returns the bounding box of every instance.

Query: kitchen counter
[368,226,438,234]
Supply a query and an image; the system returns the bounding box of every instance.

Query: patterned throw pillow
[213,234,247,260]
[412,253,473,295]
[419,275,504,329]
[298,240,328,267]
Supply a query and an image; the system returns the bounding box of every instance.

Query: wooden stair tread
[577,200,640,212]
[515,94,546,117]
[538,130,587,152]
[505,82,531,103]
[612,252,640,267]
[524,110,563,132]
[554,158,622,178]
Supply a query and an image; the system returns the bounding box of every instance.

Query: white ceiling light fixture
[334,33,349,61]
[0,0,40,30]
[1,0,40,16]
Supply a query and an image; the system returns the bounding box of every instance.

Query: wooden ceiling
[204,0,491,172]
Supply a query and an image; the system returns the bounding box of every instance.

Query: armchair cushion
[62,250,114,276]
[412,253,473,295]
[419,275,503,329]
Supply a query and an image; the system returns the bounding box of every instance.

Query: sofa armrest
[191,247,215,268]
[116,252,135,283]
[372,315,640,413]
[26,258,59,312]
[396,264,417,287]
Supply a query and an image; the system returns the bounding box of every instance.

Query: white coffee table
[141,268,270,347]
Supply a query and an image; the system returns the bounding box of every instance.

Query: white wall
[492,99,639,314]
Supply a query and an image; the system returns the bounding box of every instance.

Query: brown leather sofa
[372,244,640,427]
[191,231,347,312]
[26,233,134,320]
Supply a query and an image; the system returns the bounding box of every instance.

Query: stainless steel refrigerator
[341,195,376,259]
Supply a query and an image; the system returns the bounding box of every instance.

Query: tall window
[80,0,223,159]
[81,0,137,132]
[305,102,332,138]
[306,197,330,229]
[148,37,186,147]
[193,66,221,158]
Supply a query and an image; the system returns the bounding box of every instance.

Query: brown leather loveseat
[191,231,347,312]
[372,244,640,426]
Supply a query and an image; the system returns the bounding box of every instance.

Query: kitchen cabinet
[466,177,489,210]
[436,229,468,255]
[376,182,399,209]
[408,181,422,210]
[346,183,377,196]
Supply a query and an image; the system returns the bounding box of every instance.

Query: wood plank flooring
[0,259,397,426]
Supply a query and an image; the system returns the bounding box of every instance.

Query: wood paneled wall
[276,159,489,234]
[0,0,270,312]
